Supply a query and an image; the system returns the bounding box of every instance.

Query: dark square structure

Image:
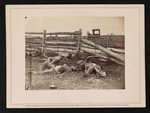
[92,29,100,36]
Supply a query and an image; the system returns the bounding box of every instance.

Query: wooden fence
[25,29,125,63]
[26,29,82,54]
[25,29,125,90]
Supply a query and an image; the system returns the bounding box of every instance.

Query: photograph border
[0,0,149,112]
[6,4,145,108]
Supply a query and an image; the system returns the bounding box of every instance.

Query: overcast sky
[25,17,124,35]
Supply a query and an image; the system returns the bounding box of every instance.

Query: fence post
[41,30,46,53]
[107,34,109,48]
[76,29,82,55]
[29,54,32,90]
[27,46,33,90]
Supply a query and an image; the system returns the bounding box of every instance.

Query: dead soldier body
[35,54,76,75]
[77,60,106,77]
[42,55,64,70]
[36,64,76,75]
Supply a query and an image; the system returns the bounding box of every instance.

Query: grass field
[25,54,125,90]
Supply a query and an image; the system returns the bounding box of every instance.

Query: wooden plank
[41,30,46,53]
[81,48,124,65]
[81,39,125,62]
[26,43,42,47]
[26,40,77,46]
[76,29,82,54]
[110,48,125,54]
[46,31,80,35]
[43,48,77,53]
[81,44,95,49]
[25,35,43,39]
[81,47,103,55]
[26,46,103,53]
[25,31,81,35]
[25,32,44,35]
[26,41,42,44]
[44,45,77,50]
[26,48,39,52]
[45,41,77,46]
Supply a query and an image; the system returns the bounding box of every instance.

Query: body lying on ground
[35,64,76,75]
[41,53,72,70]
[42,53,73,70]
[32,54,106,77]
[77,60,106,77]
[43,55,63,66]
[32,54,76,75]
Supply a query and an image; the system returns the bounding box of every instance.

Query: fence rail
[26,29,82,54]
[25,31,81,35]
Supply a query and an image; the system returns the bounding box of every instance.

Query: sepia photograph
[25,17,125,90]
[6,5,145,108]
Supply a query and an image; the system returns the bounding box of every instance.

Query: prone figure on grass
[34,54,77,75]
[77,58,106,77]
